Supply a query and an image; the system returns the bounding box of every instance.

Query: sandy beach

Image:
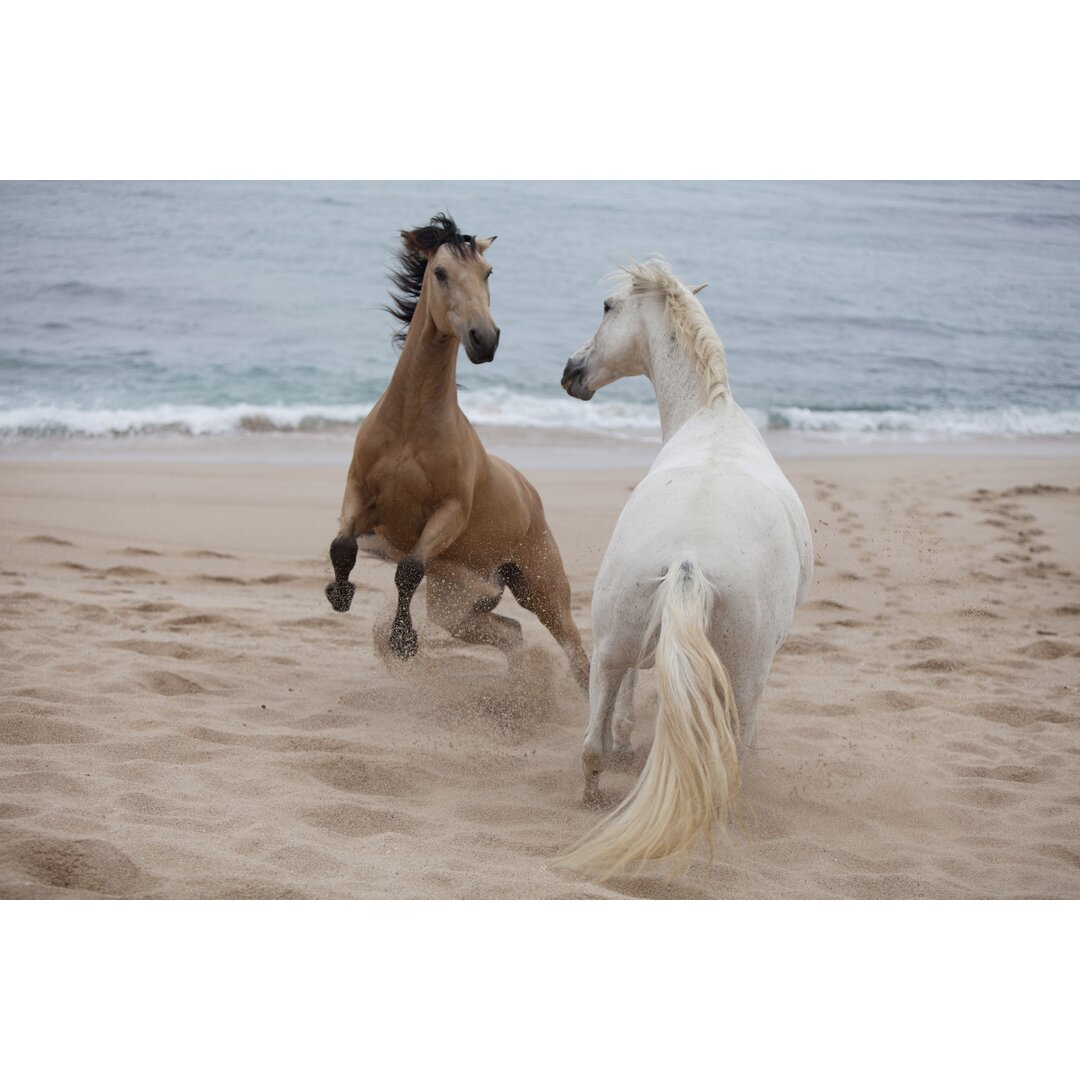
[1,448,1078,899]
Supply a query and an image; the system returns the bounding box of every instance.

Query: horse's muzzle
[465,325,500,364]
[561,357,594,400]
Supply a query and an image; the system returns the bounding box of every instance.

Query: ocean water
[1,181,1079,446]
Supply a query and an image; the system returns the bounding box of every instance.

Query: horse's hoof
[583,783,604,807]
[325,581,355,612]
[610,747,636,771]
[388,623,419,660]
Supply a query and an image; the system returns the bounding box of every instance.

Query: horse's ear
[477,236,497,253]
[689,283,708,295]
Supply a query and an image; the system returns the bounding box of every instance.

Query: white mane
[621,258,729,407]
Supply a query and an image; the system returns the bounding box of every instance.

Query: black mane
[385,213,477,347]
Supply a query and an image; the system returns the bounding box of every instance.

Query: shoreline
[2,425,1080,470]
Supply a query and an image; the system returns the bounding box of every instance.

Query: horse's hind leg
[325,481,373,613]
[426,566,524,654]
[499,537,590,692]
[582,659,629,803]
[611,667,639,760]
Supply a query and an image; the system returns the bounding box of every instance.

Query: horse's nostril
[469,328,481,344]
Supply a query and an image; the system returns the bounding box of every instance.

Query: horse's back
[599,464,805,593]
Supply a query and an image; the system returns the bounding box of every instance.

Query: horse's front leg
[326,481,376,612]
[389,499,467,660]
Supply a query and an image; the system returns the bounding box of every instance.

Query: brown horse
[325,214,590,690]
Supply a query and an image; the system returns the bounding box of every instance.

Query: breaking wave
[2,394,1080,443]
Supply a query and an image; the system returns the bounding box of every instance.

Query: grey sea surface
[2,181,1078,454]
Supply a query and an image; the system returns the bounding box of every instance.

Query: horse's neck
[644,317,726,443]
[385,294,461,428]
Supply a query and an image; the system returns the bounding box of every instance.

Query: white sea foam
[1,396,1079,442]
[0,392,662,439]
[458,389,661,431]
[764,406,1080,439]
[0,402,372,438]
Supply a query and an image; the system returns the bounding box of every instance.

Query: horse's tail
[560,560,741,880]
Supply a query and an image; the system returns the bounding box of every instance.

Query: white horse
[557,259,814,878]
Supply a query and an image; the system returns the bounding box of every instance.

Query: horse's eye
[434,267,448,283]
[603,300,612,314]
[486,270,493,280]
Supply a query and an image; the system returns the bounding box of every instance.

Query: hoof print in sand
[138,670,207,696]
[2,837,152,897]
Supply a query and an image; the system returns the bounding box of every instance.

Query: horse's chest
[367,451,428,496]
[369,454,463,528]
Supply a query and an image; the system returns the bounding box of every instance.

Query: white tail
[559,561,741,879]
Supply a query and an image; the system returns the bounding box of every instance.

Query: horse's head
[396,216,500,363]
[561,281,649,400]
[562,266,707,400]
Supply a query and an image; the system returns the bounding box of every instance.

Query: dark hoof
[388,622,419,660]
[325,581,355,612]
